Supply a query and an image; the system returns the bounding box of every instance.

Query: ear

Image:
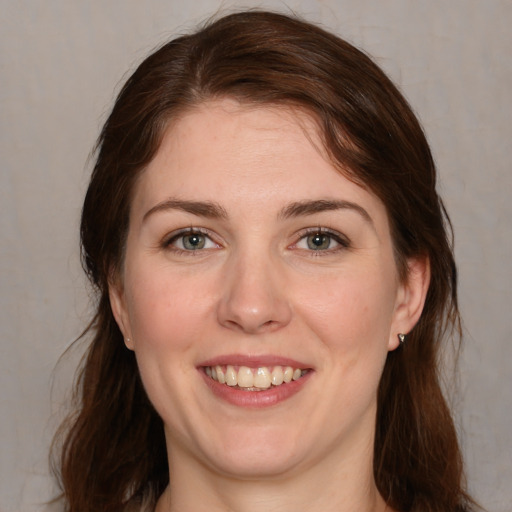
[108,276,135,351]
[389,256,430,351]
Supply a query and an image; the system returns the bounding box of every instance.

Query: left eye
[296,232,343,251]
[169,232,217,251]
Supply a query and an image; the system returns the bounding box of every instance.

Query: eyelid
[291,227,351,252]
[162,227,221,251]
[161,226,349,255]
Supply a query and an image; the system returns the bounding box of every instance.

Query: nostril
[224,320,243,331]
[222,318,276,333]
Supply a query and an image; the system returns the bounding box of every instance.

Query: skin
[110,99,429,512]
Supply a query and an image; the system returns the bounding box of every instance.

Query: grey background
[1,1,511,511]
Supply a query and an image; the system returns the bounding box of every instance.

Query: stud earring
[398,333,406,345]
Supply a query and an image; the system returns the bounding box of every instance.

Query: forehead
[130,99,389,229]
[158,99,329,177]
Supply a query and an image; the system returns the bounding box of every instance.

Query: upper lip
[198,354,311,369]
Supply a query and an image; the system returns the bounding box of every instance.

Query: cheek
[294,267,398,357]
[123,262,212,358]
[121,265,213,424]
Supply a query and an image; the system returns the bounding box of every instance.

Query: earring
[398,333,406,345]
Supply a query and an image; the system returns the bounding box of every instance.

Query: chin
[200,424,306,479]
[211,450,303,480]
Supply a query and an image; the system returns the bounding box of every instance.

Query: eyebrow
[143,197,374,228]
[278,199,374,226]
[143,198,228,222]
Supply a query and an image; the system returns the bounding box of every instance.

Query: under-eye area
[203,365,310,390]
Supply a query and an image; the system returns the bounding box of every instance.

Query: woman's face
[110,99,426,480]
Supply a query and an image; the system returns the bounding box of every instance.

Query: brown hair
[53,10,478,512]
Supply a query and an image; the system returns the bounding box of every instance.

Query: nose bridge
[217,241,291,334]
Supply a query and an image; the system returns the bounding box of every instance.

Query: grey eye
[306,233,334,250]
[166,229,219,253]
[295,230,347,252]
[181,233,206,250]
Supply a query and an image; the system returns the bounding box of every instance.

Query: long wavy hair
[52,10,478,512]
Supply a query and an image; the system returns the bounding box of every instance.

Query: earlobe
[108,278,134,350]
[389,256,430,351]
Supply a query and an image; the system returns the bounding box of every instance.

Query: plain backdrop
[1,1,511,511]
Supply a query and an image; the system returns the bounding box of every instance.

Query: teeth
[205,365,307,390]
[237,366,254,388]
[254,367,271,389]
[271,366,284,386]
[216,365,225,384]
[225,365,237,386]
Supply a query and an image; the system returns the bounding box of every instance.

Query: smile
[204,365,308,391]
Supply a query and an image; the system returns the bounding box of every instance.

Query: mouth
[203,365,310,391]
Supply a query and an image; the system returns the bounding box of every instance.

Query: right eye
[165,229,219,252]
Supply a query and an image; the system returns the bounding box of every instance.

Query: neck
[156,435,389,512]
[157,480,387,512]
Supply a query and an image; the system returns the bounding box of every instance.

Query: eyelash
[161,227,350,256]
[162,227,219,256]
[292,227,350,256]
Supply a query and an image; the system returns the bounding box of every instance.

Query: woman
[53,10,479,512]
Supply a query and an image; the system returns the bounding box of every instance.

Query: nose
[216,251,292,334]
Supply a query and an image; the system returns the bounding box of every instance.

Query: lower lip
[200,370,312,408]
